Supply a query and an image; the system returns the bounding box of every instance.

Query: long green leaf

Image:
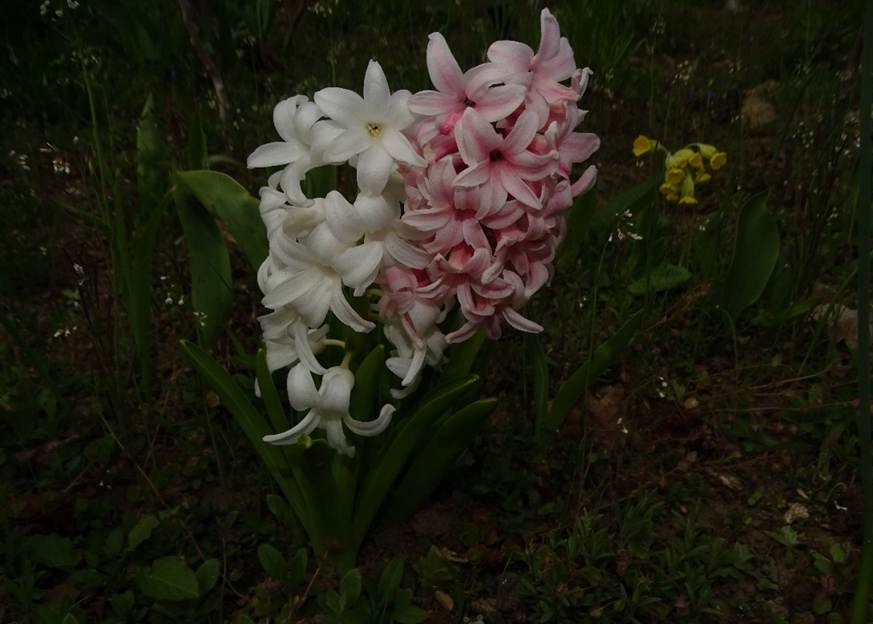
[256,348,290,433]
[349,345,385,423]
[129,192,172,391]
[558,189,598,270]
[438,330,486,383]
[544,312,642,433]
[527,335,550,435]
[721,192,780,317]
[136,96,166,225]
[177,170,267,270]
[180,341,308,529]
[384,398,497,523]
[174,179,233,347]
[352,375,480,547]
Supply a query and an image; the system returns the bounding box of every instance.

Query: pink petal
[503,307,543,333]
[571,165,598,197]
[426,33,464,95]
[503,110,539,154]
[473,84,526,122]
[453,160,491,187]
[403,207,450,230]
[487,40,534,73]
[456,108,501,164]
[465,62,513,95]
[561,132,600,164]
[408,90,459,116]
[500,167,541,208]
[538,39,576,82]
[462,219,491,251]
[535,9,561,60]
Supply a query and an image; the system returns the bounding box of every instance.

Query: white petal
[324,190,366,243]
[382,129,425,167]
[293,321,327,375]
[273,96,306,142]
[344,403,394,437]
[323,128,371,163]
[248,141,306,168]
[286,363,320,411]
[356,145,394,195]
[322,417,356,457]
[261,268,320,309]
[314,87,366,127]
[265,339,298,372]
[293,278,335,327]
[319,367,355,414]
[330,289,375,333]
[363,59,391,105]
[262,409,319,445]
[354,193,399,231]
[402,347,426,387]
[335,242,384,289]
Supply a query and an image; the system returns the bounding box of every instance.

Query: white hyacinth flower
[262,364,395,457]
[384,322,447,396]
[314,60,425,195]
[324,190,431,293]
[261,224,375,333]
[247,95,340,205]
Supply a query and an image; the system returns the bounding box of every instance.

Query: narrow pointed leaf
[384,398,496,523]
[256,348,290,433]
[558,189,597,269]
[438,330,486,383]
[545,311,643,433]
[527,335,549,435]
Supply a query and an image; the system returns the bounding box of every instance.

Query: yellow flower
[695,171,711,185]
[633,135,657,157]
[666,192,679,203]
[680,172,696,203]
[666,148,694,168]
[697,143,717,158]
[659,182,677,196]
[709,152,727,170]
[665,168,685,186]
[689,152,703,169]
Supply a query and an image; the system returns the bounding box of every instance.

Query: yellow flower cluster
[633,135,727,205]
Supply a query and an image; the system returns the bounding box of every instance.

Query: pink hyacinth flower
[453,108,557,211]
[409,33,526,136]
[487,8,579,129]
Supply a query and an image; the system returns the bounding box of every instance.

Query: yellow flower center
[367,122,382,138]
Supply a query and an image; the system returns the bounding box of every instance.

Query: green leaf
[527,335,549,434]
[256,348,290,434]
[136,557,200,602]
[353,376,480,546]
[590,175,659,234]
[180,341,310,535]
[558,189,598,270]
[196,559,220,593]
[289,548,308,588]
[104,528,124,556]
[136,96,166,224]
[545,312,642,433]
[177,170,267,271]
[127,514,160,552]
[378,559,404,602]
[721,192,780,317]
[174,180,232,347]
[341,568,362,604]
[188,114,208,170]
[627,264,691,296]
[258,544,288,582]
[110,592,134,618]
[128,191,171,390]
[384,399,497,523]
[28,534,81,570]
[438,330,486,383]
[349,345,385,423]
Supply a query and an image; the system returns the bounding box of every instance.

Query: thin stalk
[851,1,873,621]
